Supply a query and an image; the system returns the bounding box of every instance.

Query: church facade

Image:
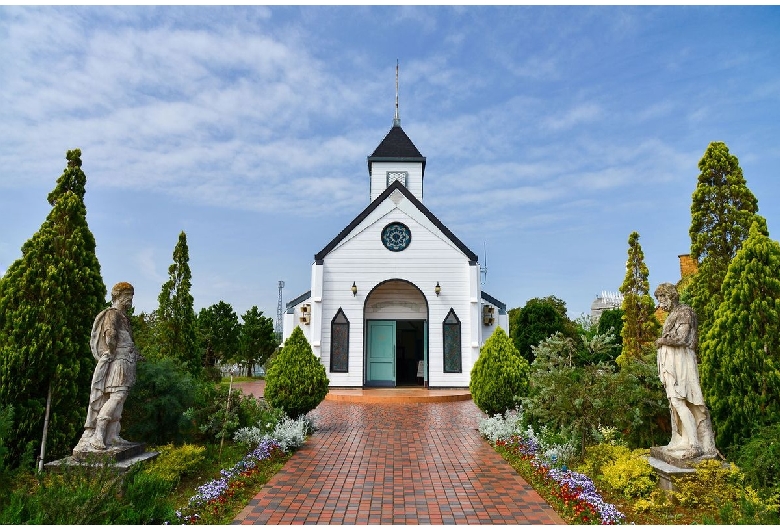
[282,117,508,388]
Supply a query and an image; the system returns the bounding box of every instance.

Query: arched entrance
[363,280,428,387]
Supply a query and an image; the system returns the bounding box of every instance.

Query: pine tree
[157,231,200,376]
[238,306,277,377]
[700,219,780,453]
[689,141,759,336]
[264,327,328,418]
[618,232,660,365]
[198,301,240,368]
[0,149,106,466]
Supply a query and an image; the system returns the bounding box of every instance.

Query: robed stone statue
[73,282,142,456]
[653,282,717,463]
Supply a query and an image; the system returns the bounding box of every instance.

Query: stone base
[646,456,695,491]
[647,446,723,491]
[649,445,719,469]
[46,443,158,473]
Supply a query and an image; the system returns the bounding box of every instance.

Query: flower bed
[176,438,285,524]
[494,434,625,524]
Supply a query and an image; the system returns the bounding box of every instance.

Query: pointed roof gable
[367,124,426,175]
[315,180,478,263]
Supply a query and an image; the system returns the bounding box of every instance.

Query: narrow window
[443,308,461,373]
[386,171,408,187]
[330,308,349,373]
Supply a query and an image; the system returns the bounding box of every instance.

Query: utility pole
[275,280,284,342]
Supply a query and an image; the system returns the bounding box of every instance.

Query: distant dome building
[590,291,623,321]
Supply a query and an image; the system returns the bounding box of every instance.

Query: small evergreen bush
[144,443,206,484]
[470,327,530,416]
[264,327,329,419]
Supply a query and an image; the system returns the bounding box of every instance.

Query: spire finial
[393,59,401,127]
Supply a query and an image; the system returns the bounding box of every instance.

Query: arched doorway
[363,280,428,387]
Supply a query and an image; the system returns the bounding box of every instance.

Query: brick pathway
[233,400,564,525]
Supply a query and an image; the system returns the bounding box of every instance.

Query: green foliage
[509,296,576,364]
[121,357,196,445]
[184,383,265,442]
[470,327,530,416]
[736,423,780,495]
[144,443,206,484]
[238,306,278,377]
[0,456,175,524]
[619,231,660,365]
[672,459,744,510]
[700,221,780,453]
[156,231,200,376]
[0,149,106,467]
[129,309,163,361]
[265,327,329,419]
[596,308,624,349]
[579,444,656,499]
[198,301,240,367]
[524,332,620,457]
[689,141,760,336]
[524,333,668,456]
[0,405,12,474]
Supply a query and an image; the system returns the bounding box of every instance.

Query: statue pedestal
[647,446,720,491]
[45,443,159,473]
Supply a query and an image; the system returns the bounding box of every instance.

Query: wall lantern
[435,282,441,297]
[351,281,358,297]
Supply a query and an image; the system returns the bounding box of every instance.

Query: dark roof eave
[481,291,507,314]
[285,291,312,313]
[367,156,427,177]
[315,180,478,262]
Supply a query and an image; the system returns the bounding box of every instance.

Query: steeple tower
[367,62,426,202]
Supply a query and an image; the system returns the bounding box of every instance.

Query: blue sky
[1,6,779,323]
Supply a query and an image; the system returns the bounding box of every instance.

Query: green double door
[366,320,427,387]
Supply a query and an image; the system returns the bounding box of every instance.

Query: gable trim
[285,291,312,313]
[481,291,507,315]
[314,180,478,262]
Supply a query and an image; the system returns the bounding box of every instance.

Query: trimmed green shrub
[264,327,329,418]
[470,327,530,416]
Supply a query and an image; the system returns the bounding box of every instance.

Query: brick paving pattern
[233,400,564,525]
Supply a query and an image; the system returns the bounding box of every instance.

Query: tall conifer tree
[618,232,660,364]
[0,149,106,466]
[157,231,200,375]
[689,141,759,336]
[700,219,780,453]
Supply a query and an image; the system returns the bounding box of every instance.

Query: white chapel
[283,108,509,388]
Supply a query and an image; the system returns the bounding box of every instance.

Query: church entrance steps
[325,387,471,403]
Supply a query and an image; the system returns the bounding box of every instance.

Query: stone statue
[654,282,716,461]
[73,282,142,455]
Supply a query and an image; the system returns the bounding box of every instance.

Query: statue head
[654,282,679,311]
[111,282,135,312]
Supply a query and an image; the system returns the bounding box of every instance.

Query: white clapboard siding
[319,200,474,387]
[370,162,424,202]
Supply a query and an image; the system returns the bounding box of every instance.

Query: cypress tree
[156,231,200,376]
[689,141,759,336]
[618,232,660,365]
[0,149,106,466]
[700,219,780,453]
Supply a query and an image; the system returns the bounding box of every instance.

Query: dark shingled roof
[367,123,426,176]
[370,124,424,158]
